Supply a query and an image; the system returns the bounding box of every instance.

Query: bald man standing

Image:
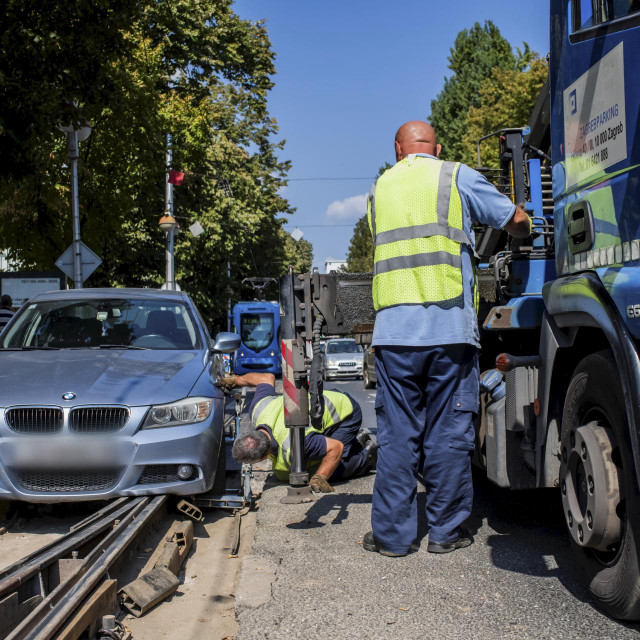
[362,121,531,557]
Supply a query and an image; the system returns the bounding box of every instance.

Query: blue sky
[233,1,549,272]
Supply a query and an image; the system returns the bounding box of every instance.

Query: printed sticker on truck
[563,42,627,189]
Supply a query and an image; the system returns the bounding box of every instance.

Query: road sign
[55,242,102,283]
[0,272,64,306]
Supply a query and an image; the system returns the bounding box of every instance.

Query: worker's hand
[215,375,238,394]
[310,473,334,493]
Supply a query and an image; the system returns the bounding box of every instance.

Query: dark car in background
[362,345,377,389]
[0,288,239,502]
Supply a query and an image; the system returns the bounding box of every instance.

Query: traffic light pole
[66,130,83,289]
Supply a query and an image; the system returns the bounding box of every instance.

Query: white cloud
[325,193,368,220]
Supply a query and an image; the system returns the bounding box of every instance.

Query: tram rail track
[0,495,167,640]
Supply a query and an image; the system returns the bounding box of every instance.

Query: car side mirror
[211,331,241,353]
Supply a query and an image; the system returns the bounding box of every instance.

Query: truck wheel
[363,367,375,389]
[560,350,640,620]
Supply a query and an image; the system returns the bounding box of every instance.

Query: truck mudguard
[542,272,640,491]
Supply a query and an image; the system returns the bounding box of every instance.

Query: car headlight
[326,358,337,366]
[142,397,213,429]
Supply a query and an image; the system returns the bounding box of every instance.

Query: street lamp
[57,121,92,288]
[158,213,177,290]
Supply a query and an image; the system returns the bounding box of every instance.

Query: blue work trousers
[372,344,478,553]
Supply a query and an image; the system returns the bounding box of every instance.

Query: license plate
[5,438,131,468]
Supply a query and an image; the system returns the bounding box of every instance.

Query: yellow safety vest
[368,155,471,311]
[250,391,354,481]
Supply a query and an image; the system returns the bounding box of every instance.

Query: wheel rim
[561,417,623,558]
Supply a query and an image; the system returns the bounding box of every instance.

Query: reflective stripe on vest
[368,156,470,311]
[249,391,354,480]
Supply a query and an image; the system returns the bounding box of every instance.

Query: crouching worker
[221,373,376,493]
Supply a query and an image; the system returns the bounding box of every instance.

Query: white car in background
[322,338,363,381]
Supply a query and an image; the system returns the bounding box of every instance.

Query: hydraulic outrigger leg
[278,267,376,504]
[279,267,314,503]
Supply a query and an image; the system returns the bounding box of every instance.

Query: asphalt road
[237,377,640,640]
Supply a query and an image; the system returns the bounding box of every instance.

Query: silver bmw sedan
[0,288,239,502]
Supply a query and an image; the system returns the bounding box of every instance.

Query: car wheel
[363,367,375,389]
[560,350,640,620]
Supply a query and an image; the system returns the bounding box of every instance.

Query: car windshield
[241,313,274,352]
[1,298,202,350]
[326,341,361,354]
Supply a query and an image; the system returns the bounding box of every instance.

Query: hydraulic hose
[309,313,325,428]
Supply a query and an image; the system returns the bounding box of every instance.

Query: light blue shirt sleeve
[457,164,516,230]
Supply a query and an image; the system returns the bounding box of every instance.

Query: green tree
[280,231,313,273]
[428,21,533,162]
[465,57,548,168]
[345,215,373,272]
[343,163,390,273]
[0,0,296,326]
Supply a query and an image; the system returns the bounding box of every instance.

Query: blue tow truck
[471,0,640,620]
[277,0,640,620]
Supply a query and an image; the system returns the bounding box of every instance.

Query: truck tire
[363,366,375,389]
[560,350,640,620]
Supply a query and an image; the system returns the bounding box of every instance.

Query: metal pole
[165,133,175,290]
[227,261,232,331]
[67,131,83,289]
[279,268,313,503]
[166,228,175,290]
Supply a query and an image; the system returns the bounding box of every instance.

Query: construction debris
[119,520,194,617]
[176,499,204,522]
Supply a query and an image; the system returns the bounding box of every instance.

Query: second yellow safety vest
[250,391,354,481]
[367,155,471,311]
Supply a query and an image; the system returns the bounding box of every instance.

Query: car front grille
[339,362,357,367]
[15,469,120,492]
[242,363,273,370]
[5,408,63,434]
[138,464,181,485]
[69,407,129,433]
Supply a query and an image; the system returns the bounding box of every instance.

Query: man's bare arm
[315,437,344,479]
[232,373,276,388]
[504,206,532,239]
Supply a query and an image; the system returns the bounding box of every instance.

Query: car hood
[325,352,363,362]
[0,350,207,407]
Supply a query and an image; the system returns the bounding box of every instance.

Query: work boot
[427,529,474,554]
[356,428,373,448]
[361,441,378,473]
[362,531,418,557]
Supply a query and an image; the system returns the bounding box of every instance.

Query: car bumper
[0,414,223,503]
[234,357,281,375]
[325,366,363,378]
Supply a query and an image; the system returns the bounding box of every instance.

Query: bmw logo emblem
[62,392,76,401]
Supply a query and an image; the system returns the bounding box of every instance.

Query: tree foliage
[345,215,373,272]
[344,163,393,273]
[0,0,300,325]
[428,20,535,162]
[465,57,548,168]
[344,23,549,271]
